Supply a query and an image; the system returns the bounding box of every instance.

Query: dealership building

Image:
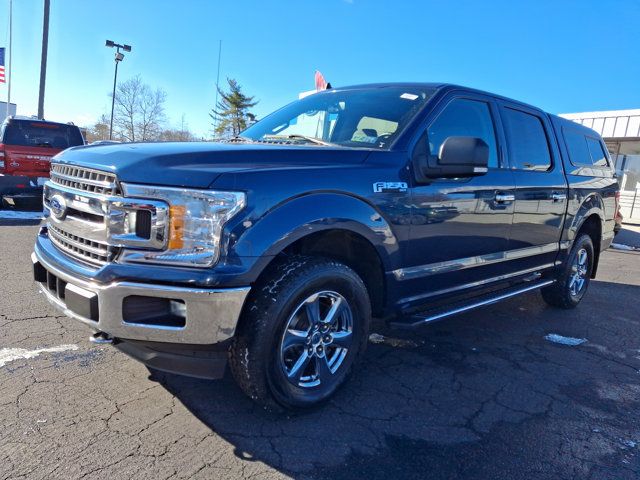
[0,101,17,122]
[560,109,640,221]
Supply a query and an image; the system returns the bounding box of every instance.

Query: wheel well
[576,214,602,278]
[275,230,387,317]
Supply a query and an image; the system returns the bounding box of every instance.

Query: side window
[563,127,592,166]
[427,98,499,168]
[586,137,609,167]
[502,108,552,171]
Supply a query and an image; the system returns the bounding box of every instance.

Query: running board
[391,279,555,329]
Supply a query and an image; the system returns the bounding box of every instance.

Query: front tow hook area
[90,332,115,345]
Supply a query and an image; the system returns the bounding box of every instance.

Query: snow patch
[0,344,79,368]
[369,333,418,348]
[611,243,639,251]
[544,333,587,346]
[0,210,45,220]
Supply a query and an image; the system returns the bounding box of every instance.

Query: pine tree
[210,78,258,138]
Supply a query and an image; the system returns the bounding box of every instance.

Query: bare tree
[112,75,167,141]
[85,114,111,143]
[158,114,197,142]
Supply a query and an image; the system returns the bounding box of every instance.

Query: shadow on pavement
[153,281,640,479]
[615,225,640,249]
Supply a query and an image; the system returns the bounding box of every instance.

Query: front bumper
[32,247,251,345]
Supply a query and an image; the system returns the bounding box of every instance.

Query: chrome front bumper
[32,249,250,345]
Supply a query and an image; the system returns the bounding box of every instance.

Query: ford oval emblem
[49,194,67,220]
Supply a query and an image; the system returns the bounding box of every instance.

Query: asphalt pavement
[1,218,640,479]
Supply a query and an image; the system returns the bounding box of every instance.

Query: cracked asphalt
[1,219,640,479]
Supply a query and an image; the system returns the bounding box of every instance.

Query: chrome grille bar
[50,163,119,196]
[48,224,116,266]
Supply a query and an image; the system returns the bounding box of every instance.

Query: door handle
[551,192,567,202]
[495,193,515,203]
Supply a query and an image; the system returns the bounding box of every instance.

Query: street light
[105,40,132,140]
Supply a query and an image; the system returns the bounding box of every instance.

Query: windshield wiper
[227,135,255,143]
[262,134,334,146]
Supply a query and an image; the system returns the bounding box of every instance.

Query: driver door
[401,94,516,307]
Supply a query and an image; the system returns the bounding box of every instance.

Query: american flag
[0,47,5,83]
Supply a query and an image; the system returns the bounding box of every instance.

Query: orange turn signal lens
[168,205,186,249]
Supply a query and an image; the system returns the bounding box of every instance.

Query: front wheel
[542,234,595,309]
[229,256,371,410]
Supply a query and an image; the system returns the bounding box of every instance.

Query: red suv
[0,116,85,206]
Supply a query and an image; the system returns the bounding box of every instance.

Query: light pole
[105,40,131,140]
[37,0,50,119]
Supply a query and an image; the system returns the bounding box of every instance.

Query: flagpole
[6,0,12,119]
[213,40,222,135]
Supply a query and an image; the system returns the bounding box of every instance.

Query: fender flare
[567,193,605,245]
[229,193,400,281]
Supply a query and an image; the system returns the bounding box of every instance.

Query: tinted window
[502,108,551,171]
[1,120,84,149]
[427,98,499,168]
[586,137,609,167]
[563,127,592,166]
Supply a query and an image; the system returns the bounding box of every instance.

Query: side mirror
[413,136,489,181]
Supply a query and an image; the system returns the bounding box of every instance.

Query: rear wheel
[229,255,371,410]
[542,234,594,309]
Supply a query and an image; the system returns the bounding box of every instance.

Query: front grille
[48,224,117,266]
[50,163,119,196]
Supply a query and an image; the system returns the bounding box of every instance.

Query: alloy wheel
[279,291,353,388]
[569,248,589,296]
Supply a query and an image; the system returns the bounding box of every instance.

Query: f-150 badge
[373,182,408,193]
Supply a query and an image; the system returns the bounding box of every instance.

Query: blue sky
[1,0,639,138]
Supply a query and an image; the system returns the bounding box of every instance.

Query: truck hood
[53,142,371,188]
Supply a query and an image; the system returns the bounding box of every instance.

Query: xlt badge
[373,182,408,193]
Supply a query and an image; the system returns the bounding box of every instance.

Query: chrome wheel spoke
[287,350,311,384]
[305,297,321,325]
[282,328,308,351]
[322,296,344,325]
[315,354,333,383]
[331,330,352,349]
[578,250,587,266]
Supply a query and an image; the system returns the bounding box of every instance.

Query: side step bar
[391,279,554,329]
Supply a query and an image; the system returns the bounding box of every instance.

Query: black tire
[542,234,595,309]
[229,255,371,410]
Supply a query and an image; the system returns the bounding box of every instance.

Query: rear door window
[501,108,552,171]
[1,121,84,149]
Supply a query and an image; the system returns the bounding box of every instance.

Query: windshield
[1,120,85,149]
[243,86,436,149]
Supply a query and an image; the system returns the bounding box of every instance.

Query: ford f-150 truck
[32,83,618,409]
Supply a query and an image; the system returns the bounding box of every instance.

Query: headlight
[120,184,246,267]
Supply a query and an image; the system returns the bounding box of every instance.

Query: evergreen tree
[210,78,258,138]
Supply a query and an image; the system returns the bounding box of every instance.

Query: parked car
[32,83,618,409]
[0,116,84,206]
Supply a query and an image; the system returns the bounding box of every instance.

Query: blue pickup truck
[32,83,619,409]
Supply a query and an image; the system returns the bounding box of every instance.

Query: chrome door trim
[397,263,555,305]
[392,242,559,281]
